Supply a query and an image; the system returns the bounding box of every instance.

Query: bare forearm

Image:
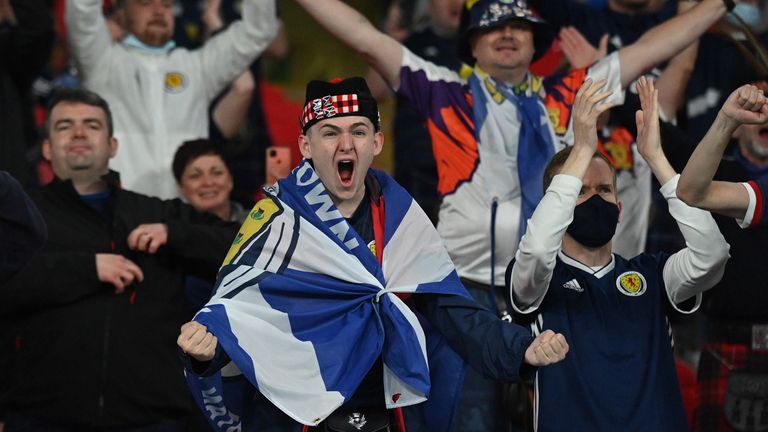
[657,40,698,119]
[294,0,403,85]
[212,72,254,139]
[656,1,700,119]
[619,0,725,88]
[677,112,739,206]
[559,144,594,180]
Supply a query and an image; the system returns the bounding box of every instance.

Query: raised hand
[635,76,676,184]
[202,0,224,35]
[0,0,17,25]
[559,27,608,70]
[524,330,569,367]
[571,78,614,153]
[721,84,768,126]
[178,321,218,362]
[127,223,169,254]
[635,76,662,162]
[95,253,144,294]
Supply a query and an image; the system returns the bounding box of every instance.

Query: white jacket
[66,0,278,199]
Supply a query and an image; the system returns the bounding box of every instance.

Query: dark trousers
[450,279,507,432]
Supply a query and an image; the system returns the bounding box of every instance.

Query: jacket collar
[49,170,123,195]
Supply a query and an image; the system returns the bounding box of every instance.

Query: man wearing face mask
[65,0,279,199]
[506,77,730,431]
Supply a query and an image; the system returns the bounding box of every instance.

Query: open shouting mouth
[337,159,355,187]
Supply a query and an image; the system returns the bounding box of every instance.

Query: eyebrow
[54,118,104,128]
[318,122,370,132]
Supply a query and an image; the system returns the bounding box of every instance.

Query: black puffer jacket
[0,171,238,428]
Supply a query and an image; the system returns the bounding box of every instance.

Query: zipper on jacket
[98,214,119,421]
[490,197,512,322]
[97,310,113,420]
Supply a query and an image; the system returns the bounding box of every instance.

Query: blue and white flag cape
[187,160,471,431]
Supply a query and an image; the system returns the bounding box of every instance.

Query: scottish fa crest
[164,71,188,94]
[616,271,646,297]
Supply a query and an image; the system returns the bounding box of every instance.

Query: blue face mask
[122,34,176,55]
[725,3,763,29]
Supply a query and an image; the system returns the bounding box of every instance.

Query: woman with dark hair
[173,139,249,223]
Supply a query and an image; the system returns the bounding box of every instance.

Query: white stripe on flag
[219,287,344,425]
[383,294,429,409]
[285,212,381,287]
[382,201,454,290]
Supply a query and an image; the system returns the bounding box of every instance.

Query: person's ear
[109,137,118,158]
[372,131,384,156]
[298,133,312,159]
[42,139,52,162]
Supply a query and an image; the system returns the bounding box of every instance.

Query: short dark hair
[172,139,229,183]
[45,87,114,137]
[543,146,616,191]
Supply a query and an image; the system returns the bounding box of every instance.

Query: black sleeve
[528,0,593,32]
[415,294,534,381]
[1,0,55,88]
[0,171,47,282]
[159,199,240,280]
[181,341,232,376]
[0,250,104,317]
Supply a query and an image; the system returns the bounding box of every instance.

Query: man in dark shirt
[178,77,569,432]
[1,88,238,431]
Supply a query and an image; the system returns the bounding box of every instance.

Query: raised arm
[65,0,113,76]
[3,0,55,87]
[635,77,676,185]
[198,0,279,100]
[294,0,404,87]
[636,78,730,306]
[677,84,768,218]
[509,80,613,311]
[618,0,727,89]
[654,1,700,120]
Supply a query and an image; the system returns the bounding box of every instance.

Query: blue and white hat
[458,0,554,65]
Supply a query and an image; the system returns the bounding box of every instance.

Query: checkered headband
[299,77,380,134]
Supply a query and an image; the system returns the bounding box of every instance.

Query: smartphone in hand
[265,146,291,185]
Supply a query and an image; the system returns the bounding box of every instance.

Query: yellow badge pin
[222,198,283,266]
[164,71,187,94]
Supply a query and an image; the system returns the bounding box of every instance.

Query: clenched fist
[177,321,218,362]
[524,330,569,367]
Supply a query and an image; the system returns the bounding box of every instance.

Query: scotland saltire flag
[186,160,471,431]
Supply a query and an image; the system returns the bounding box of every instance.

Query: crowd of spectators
[2,0,768,430]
